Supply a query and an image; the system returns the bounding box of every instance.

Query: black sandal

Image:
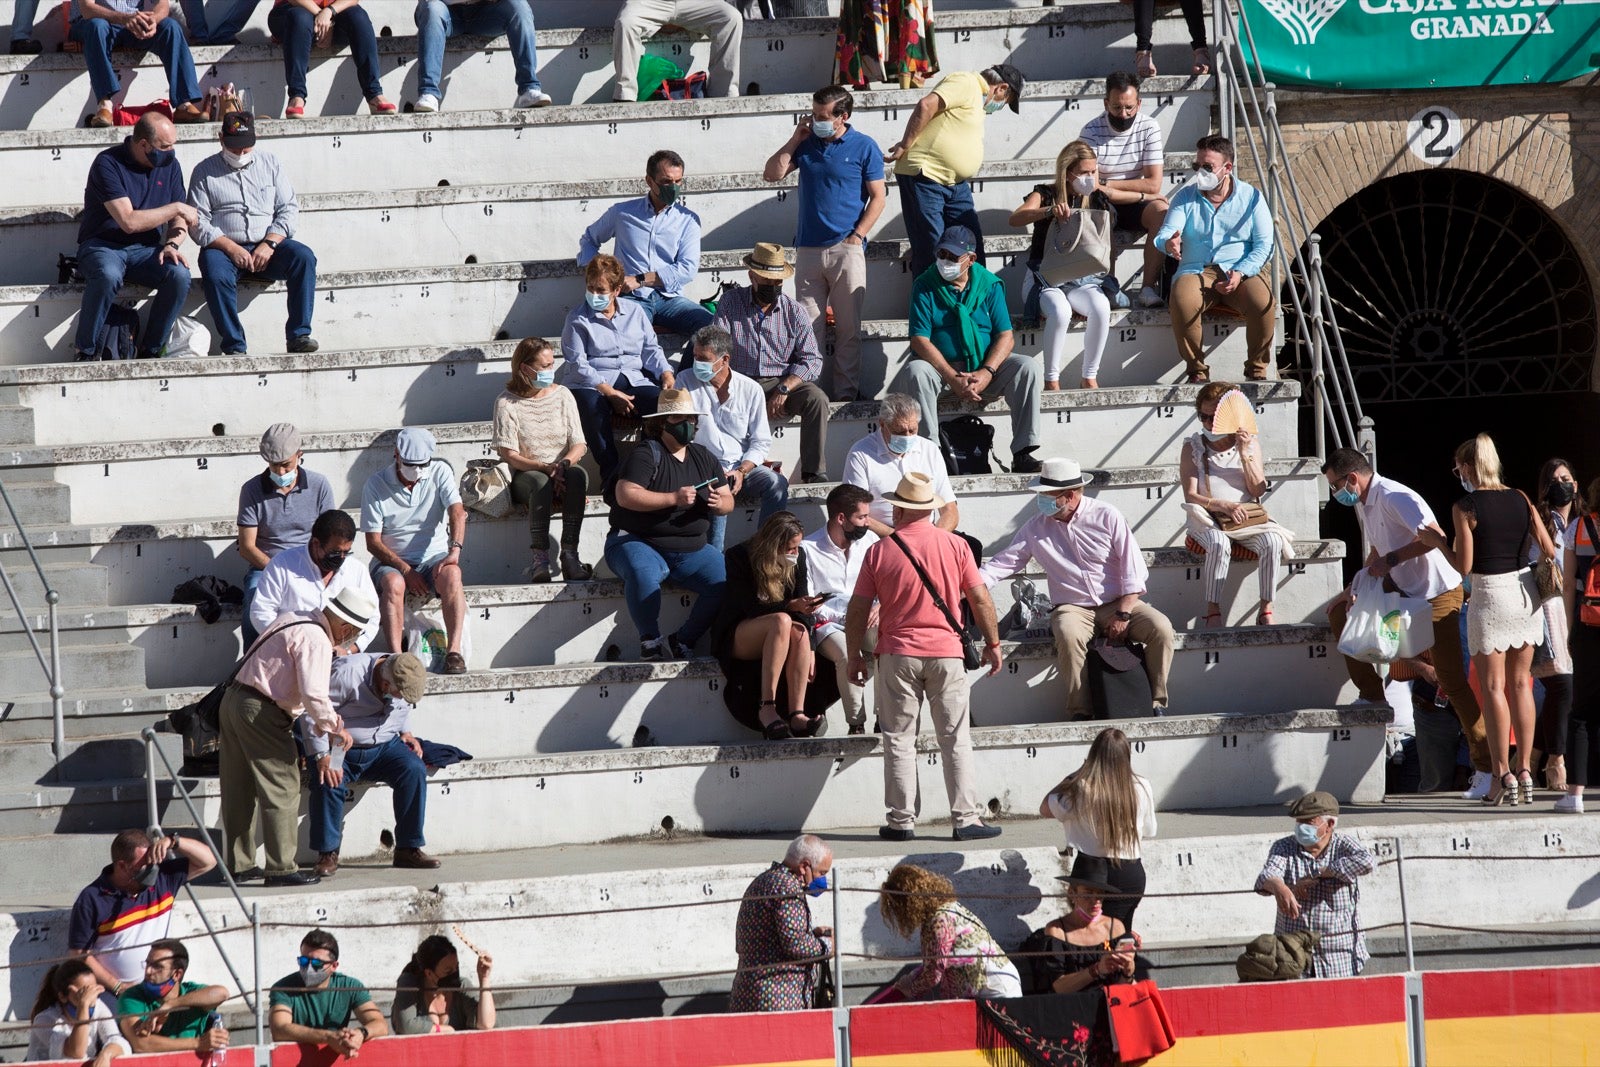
[760,701,791,740]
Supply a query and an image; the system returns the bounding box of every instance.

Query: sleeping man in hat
[980,457,1175,717]
[188,110,319,356]
[1254,790,1376,978]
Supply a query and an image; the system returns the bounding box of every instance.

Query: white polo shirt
[684,369,772,470]
[840,431,957,528]
[247,544,380,650]
[801,524,881,626]
[1357,474,1461,600]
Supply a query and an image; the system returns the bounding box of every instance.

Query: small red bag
[1104,979,1176,1063]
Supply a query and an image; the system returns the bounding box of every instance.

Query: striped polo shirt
[1077,112,1165,183]
[67,857,190,984]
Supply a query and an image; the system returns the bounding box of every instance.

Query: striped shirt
[1077,112,1164,182]
[711,286,822,382]
[68,857,190,984]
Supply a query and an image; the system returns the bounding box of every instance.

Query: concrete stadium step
[0,7,1209,129]
[0,77,1211,194]
[0,154,1198,283]
[0,560,109,607]
[0,477,69,523]
[0,641,143,698]
[0,401,32,445]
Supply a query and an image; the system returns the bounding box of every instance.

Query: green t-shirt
[117,981,210,1038]
[270,972,371,1031]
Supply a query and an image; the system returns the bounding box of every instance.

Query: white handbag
[459,458,513,518]
[1039,206,1112,286]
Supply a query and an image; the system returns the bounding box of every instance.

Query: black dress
[1016,923,1149,996]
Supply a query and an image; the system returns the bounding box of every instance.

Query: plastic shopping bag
[1337,572,1403,664]
[1394,595,1436,659]
[405,606,470,673]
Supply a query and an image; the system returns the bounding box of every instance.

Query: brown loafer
[441,651,467,675]
[172,102,207,124]
[393,847,441,869]
[314,850,339,878]
[88,105,114,128]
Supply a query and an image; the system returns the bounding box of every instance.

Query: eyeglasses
[296,956,332,969]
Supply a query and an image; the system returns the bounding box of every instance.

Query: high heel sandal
[1518,772,1535,806]
[759,701,791,740]
[1256,609,1274,626]
[1202,610,1223,629]
[1485,773,1519,806]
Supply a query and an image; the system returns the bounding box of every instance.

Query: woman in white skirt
[1422,434,1557,805]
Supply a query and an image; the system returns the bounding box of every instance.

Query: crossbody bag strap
[890,532,966,639]
[231,618,324,684]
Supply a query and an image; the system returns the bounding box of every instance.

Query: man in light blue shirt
[360,428,468,674]
[1155,134,1276,383]
[577,149,713,341]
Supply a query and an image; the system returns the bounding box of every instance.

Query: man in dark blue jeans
[74,112,195,362]
[72,0,207,128]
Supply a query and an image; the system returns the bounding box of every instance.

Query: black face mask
[665,420,697,446]
[316,548,349,575]
[437,972,463,989]
[753,283,781,304]
[842,524,869,542]
[1547,480,1576,506]
[1105,111,1135,132]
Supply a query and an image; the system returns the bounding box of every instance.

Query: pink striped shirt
[235,611,342,734]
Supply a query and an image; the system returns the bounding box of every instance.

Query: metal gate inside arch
[1304,169,1598,404]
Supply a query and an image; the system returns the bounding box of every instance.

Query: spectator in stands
[26,959,131,1065]
[684,325,789,551]
[1131,0,1210,79]
[841,393,959,537]
[178,0,260,45]
[712,242,831,484]
[73,112,195,362]
[604,388,732,660]
[762,84,886,402]
[116,938,230,1055]
[1179,382,1292,627]
[848,472,1003,840]
[391,935,495,1034]
[1533,458,1577,793]
[612,0,741,101]
[494,337,592,582]
[236,423,335,646]
[248,509,378,653]
[309,651,439,876]
[269,929,388,1056]
[362,427,469,674]
[72,1,207,128]
[69,829,217,994]
[1009,140,1118,389]
[1156,134,1275,384]
[1321,447,1493,799]
[563,254,677,482]
[1015,876,1140,996]
[1559,476,1600,814]
[893,226,1043,474]
[219,588,369,886]
[802,484,879,734]
[9,0,42,52]
[1418,434,1554,807]
[1037,728,1157,930]
[189,112,319,356]
[1078,72,1170,309]
[730,834,833,1012]
[878,863,1022,998]
[884,64,1024,276]
[268,0,395,117]
[1254,791,1375,978]
[982,457,1175,717]
[578,150,711,340]
[413,0,548,113]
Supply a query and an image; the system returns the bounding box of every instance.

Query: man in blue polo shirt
[74,112,196,362]
[763,85,887,403]
[361,428,468,674]
[236,423,335,645]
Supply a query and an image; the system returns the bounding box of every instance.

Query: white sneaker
[1554,794,1585,814]
[414,94,440,113]
[1461,770,1493,800]
[1139,285,1165,308]
[514,89,553,108]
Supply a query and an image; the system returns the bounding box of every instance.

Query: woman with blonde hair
[1038,727,1157,929]
[878,863,1022,1000]
[1008,140,1119,390]
[492,337,591,582]
[1420,433,1555,805]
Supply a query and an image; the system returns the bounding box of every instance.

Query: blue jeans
[707,464,788,551]
[240,566,264,647]
[898,173,983,278]
[624,290,713,339]
[70,16,201,104]
[11,0,39,41]
[309,736,428,851]
[177,0,260,44]
[268,2,382,100]
[603,531,726,646]
[199,239,317,354]
[414,0,540,99]
[74,241,192,356]
[571,377,661,483]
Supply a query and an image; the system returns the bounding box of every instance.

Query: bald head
[133,112,175,146]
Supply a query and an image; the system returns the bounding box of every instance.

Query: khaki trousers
[876,653,981,830]
[1050,602,1175,716]
[795,242,867,401]
[1169,265,1275,378]
[219,683,302,876]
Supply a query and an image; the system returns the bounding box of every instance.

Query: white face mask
[811,119,837,139]
[935,258,964,282]
[398,462,425,482]
[1194,167,1223,192]
[222,149,253,169]
[784,551,800,564]
[1071,172,1097,195]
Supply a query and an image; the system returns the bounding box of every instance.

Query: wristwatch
[1384,551,1400,567]
[1114,610,1133,621]
[775,384,791,396]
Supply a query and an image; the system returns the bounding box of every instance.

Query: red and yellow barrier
[1424,966,1600,1067]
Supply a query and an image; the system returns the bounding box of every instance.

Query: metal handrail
[141,727,266,1051]
[0,475,65,778]
[1210,0,1376,464]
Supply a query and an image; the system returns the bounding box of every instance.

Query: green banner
[1239,0,1600,89]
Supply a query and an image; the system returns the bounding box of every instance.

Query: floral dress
[836,0,939,88]
[897,903,1022,999]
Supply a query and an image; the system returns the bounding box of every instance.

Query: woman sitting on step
[875,864,1022,1001]
[1177,381,1293,628]
[390,934,495,1035]
[26,959,130,1064]
[1014,875,1143,997]
[268,0,396,117]
[492,337,592,583]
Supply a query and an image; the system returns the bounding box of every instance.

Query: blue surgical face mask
[1459,476,1474,494]
[145,146,176,168]
[693,359,716,382]
[984,99,1005,115]
[811,119,837,139]
[888,434,913,455]
[806,874,829,898]
[1332,484,1360,507]
[532,369,556,389]
[585,291,612,312]
[1294,821,1323,848]
[1034,494,1060,518]
[269,469,296,488]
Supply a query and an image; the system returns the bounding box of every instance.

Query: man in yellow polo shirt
[885,64,1025,276]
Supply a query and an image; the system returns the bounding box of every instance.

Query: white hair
[784,834,831,869]
[879,393,921,426]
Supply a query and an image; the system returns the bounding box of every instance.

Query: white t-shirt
[1046,775,1157,859]
[1077,112,1165,183]
[1356,475,1461,600]
[840,431,957,528]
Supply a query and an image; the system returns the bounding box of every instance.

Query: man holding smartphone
[116,938,230,1055]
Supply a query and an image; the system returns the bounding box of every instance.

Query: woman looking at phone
[1015,876,1143,996]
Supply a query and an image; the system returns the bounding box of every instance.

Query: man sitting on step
[308,651,440,877]
[840,392,959,538]
[189,111,319,357]
[236,422,335,646]
[412,0,551,113]
[249,509,379,655]
[116,938,230,1055]
[612,0,742,101]
[270,928,388,1057]
[73,0,208,128]
[892,225,1043,474]
[1077,71,1172,309]
[980,457,1175,718]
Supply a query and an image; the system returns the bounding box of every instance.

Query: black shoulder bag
[889,533,984,670]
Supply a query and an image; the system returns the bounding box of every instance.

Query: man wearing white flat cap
[982,457,1175,717]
